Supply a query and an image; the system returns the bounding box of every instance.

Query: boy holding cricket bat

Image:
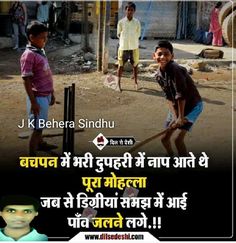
[153,40,203,156]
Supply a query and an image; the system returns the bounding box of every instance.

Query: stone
[84,52,96,61]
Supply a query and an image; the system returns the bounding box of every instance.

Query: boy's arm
[50,91,55,106]
[171,65,188,126]
[117,20,121,38]
[167,100,178,120]
[176,99,186,126]
[23,77,40,116]
[137,20,141,38]
[167,99,186,128]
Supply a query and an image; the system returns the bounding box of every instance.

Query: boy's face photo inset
[0,195,48,241]
[0,205,38,229]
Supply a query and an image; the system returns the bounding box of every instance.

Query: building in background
[0,1,233,49]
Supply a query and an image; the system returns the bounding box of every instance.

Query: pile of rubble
[51,50,97,74]
[45,36,97,74]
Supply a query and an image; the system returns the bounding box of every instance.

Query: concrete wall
[117,1,229,38]
[118,1,178,38]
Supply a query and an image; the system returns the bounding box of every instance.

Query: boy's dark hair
[26,20,48,40]
[125,2,136,11]
[215,2,222,8]
[0,195,40,212]
[155,40,173,54]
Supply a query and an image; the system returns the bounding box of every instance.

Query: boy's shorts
[118,48,139,67]
[165,101,203,131]
[27,95,51,130]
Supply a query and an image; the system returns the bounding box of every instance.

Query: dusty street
[0,43,234,169]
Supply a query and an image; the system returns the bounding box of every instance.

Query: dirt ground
[0,44,234,169]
